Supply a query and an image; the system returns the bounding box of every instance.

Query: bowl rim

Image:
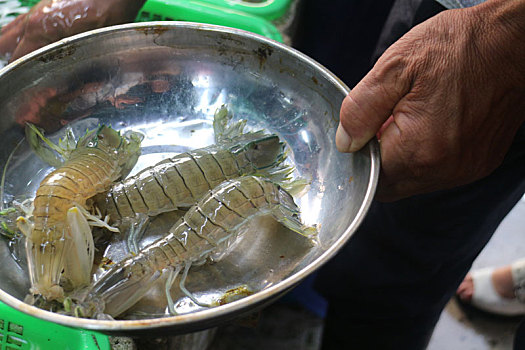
[0,21,380,332]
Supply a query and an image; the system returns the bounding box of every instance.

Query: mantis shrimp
[93,107,288,221]
[91,107,289,256]
[17,124,143,300]
[76,175,317,318]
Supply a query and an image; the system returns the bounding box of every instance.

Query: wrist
[476,0,525,35]
[468,0,525,124]
[470,0,525,69]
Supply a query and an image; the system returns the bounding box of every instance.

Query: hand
[0,0,145,62]
[336,0,525,201]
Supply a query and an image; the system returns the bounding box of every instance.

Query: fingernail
[336,122,352,152]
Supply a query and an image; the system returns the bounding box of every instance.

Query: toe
[457,274,474,302]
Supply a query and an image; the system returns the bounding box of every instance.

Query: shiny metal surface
[0,22,379,335]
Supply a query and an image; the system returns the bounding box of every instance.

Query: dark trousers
[295,0,525,348]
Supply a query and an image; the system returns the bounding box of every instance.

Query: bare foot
[457,266,515,302]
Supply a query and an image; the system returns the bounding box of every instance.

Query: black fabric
[295,1,525,349]
[321,303,441,349]
[373,0,446,61]
[515,318,525,350]
[293,0,396,88]
[414,0,448,22]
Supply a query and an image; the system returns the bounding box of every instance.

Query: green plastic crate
[187,0,291,21]
[136,0,283,42]
[19,0,291,19]
[0,301,110,350]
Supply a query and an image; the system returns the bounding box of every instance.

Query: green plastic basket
[188,0,291,21]
[0,301,110,350]
[136,0,284,42]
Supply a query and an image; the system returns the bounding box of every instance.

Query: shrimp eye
[253,144,259,150]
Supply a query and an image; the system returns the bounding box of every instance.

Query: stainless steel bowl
[0,22,379,336]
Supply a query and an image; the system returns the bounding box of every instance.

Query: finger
[373,115,431,202]
[377,115,394,139]
[1,13,27,34]
[336,54,411,153]
[0,15,27,56]
[9,36,48,61]
[373,116,408,200]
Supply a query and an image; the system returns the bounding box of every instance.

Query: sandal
[468,259,525,316]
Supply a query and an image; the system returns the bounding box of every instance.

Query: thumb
[336,58,411,153]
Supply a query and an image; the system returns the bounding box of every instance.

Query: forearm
[478,0,525,36]
[474,0,525,84]
[0,0,146,61]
